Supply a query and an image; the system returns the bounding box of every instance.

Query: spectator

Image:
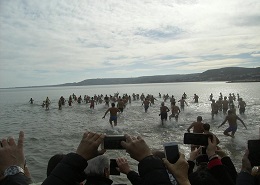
[188,136,236,185]
[0,131,31,185]
[42,132,172,185]
[42,132,105,185]
[236,150,257,185]
[84,155,113,185]
[46,154,65,177]
[163,153,191,185]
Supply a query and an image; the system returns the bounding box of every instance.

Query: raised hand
[121,134,152,161]
[76,132,105,160]
[0,131,25,173]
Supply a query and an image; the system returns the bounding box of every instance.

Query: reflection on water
[0,82,259,183]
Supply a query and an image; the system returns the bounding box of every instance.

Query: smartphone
[183,133,213,146]
[101,135,126,150]
[248,139,260,167]
[163,142,179,164]
[201,147,207,155]
[110,159,120,175]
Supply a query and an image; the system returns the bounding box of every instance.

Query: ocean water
[0,82,260,184]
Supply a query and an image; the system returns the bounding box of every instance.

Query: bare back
[192,122,204,133]
[160,106,169,113]
[109,107,120,116]
[172,105,180,114]
[226,114,238,127]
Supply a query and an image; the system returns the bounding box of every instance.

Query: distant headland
[57,67,260,86]
[8,67,260,89]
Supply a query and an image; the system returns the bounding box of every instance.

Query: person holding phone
[121,134,172,185]
[0,131,32,185]
[188,136,236,185]
[84,155,114,185]
[42,132,106,185]
[236,150,256,185]
[163,153,191,185]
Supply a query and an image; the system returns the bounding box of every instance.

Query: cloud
[0,0,260,87]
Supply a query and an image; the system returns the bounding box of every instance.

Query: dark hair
[111,103,115,107]
[189,170,220,185]
[197,116,202,121]
[203,123,210,131]
[47,154,65,176]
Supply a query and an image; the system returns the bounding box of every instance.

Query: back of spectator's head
[47,154,65,176]
[197,116,202,122]
[84,155,110,178]
[203,123,210,131]
[189,170,220,185]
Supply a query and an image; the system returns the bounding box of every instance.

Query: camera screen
[248,139,260,167]
[110,159,120,175]
[103,135,126,150]
[184,133,212,146]
[164,143,179,164]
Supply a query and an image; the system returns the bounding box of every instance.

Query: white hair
[84,155,110,177]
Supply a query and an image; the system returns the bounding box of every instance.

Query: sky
[0,0,260,88]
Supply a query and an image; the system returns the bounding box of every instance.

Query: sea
[0,82,259,184]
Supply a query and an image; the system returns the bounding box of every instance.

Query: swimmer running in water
[29,98,34,104]
[218,110,247,138]
[142,98,151,113]
[169,102,180,122]
[159,102,170,126]
[178,97,188,111]
[102,103,121,128]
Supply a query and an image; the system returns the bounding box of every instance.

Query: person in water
[169,102,180,122]
[238,98,246,114]
[218,110,247,138]
[193,94,199,103]
[29,98,34,104]
[45,97,50,110]
[159,102,170,126]
[178,97,188,111]
[211,100,218,119]
[90,97,95,109]
[102,103,121,128]
[142,98,151,113]
[187,116,205,151]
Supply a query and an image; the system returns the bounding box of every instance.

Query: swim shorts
[161,112,168,120]
[225,125,237,134]
[110,116,117,122]
[239,108,245,114]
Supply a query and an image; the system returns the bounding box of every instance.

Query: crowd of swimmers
[28,91,248,139]
[1,92,256,185]
[27,95,250,146]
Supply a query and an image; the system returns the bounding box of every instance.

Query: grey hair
[84,155,110,177]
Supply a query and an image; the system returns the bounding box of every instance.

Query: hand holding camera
[121,134,152,162]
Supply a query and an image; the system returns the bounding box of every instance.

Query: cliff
[59,67,260,86]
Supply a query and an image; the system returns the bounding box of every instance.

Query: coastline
[226,80,260,83]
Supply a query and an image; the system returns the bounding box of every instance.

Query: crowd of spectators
[0,130,259,185]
